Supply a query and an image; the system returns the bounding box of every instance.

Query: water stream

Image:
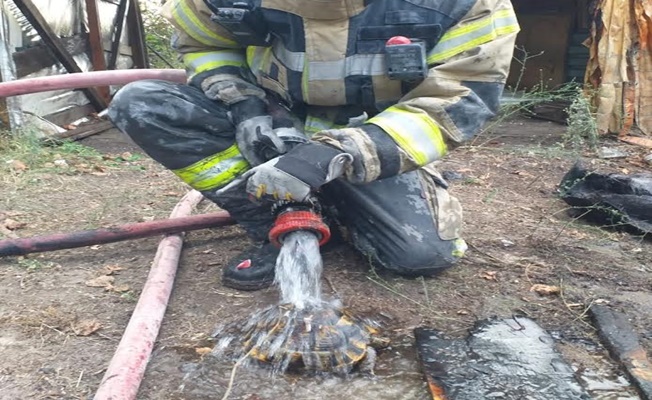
[274,231,323,309]
[193,230,359,377]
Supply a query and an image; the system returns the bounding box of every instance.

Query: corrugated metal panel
[2,0,134,119]
[16,54,93,118]
[5,0,81,44]
[5,0,132,54]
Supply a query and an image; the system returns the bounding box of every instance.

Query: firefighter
[108,0,519,290]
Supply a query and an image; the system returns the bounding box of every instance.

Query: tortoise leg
[359,347,377,376]
[302,352,320,374]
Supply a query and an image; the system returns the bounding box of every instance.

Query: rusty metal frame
[108,0,129,70]
[126,0,149,69]
[84,0,110,101]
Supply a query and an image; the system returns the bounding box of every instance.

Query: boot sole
[222,275,274,291]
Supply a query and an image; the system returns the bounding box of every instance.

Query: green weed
[0,129,102,174]
[142,4,183,69]
[17,258,54,271]
[120,291,137,302]
[564,88,599,151]
[474,46,600,153]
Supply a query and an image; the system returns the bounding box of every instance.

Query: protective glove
[235,115,287,166]
[230,97,287,166]
[241,141,353,203]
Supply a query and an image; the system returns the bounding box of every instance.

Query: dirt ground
[1,116,651,399]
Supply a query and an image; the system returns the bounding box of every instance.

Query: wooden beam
[127,0,149,68]
[108,0,129,70]
[49,120,114,141]
[590,305,652,399]
[44,104,95,127]
[12,0,107,111]
[84,0,110,101]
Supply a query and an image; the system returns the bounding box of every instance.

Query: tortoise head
[359,320,390,349]
[369,335,391,349]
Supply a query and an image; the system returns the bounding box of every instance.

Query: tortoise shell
[236,303,388,374]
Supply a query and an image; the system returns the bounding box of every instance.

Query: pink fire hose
[0,69,186,97]
[94,190,204,400]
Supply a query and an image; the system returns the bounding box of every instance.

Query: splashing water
[274,230,323,309]
[181,227,383,390]
[197,229,339,375]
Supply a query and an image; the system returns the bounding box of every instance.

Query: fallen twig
[221,320,281,400]
[324,276,338,295]
[420,276,431,307]
[366,275,461,322]
[559,279,595,331]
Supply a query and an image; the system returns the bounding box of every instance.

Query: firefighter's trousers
[108,80,467,276]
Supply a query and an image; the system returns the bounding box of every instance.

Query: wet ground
[1,117,651,399]
[166,335,430,400]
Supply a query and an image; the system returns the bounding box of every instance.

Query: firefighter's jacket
[162,0,519,185]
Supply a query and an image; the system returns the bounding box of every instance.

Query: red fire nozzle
[268,209,331,248]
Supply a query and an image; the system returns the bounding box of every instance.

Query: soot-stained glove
[230,97,287,166]
[241,142,353,203]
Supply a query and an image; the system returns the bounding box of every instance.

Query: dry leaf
[530,284,561,296]
[85,275,115,288]
[9,160,27,172]
[195,347,212,356]
[111,284,130,293]
[3,218,26,230]
[480,271,498,281]
[120,152,133,160]
[72,319,102,336]
[102,265,124,275]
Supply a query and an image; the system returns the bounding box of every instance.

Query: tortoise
[221,302,390,375]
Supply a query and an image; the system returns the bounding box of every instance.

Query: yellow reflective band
[301,54,309,102]
[172,144,250,191]
[427,8,520,64]
[183,51,246,76]
[246,46,269,78]
[368,107,447,166]
[171,1,236,47]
